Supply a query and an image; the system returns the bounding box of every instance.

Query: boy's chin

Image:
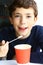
[18,34,29,39]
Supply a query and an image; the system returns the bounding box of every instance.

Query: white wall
[35,0,43,26]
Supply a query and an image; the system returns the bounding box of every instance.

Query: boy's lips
[18,27,28,31]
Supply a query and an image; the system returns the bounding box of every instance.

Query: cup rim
[14,44,32,49]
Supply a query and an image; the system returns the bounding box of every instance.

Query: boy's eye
[27,16,31,18]
[15,15,20,17]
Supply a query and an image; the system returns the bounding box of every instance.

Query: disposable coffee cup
[14,44,31,65]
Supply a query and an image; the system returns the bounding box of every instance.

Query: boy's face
[10,7,37,39]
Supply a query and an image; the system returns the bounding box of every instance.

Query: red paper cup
[14,44,31,65]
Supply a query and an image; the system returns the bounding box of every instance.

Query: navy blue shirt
[0,25,43,63]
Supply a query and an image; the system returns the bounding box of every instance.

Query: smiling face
[10,7,37,39]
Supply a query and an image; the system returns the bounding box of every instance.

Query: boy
[0,0,43,63]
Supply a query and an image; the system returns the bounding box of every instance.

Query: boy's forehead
[13,7,34,14]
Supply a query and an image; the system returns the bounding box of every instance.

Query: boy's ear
[35,16,38,22]
[9,17,13,24]
[33,16,38,26]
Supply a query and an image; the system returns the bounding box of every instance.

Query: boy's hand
[0,40,9,57]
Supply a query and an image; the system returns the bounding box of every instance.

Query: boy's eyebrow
[26,13,32,15]
[14,13,20,15]
[14,13,32,15]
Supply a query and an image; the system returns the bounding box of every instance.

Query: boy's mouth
[18,27,28,31]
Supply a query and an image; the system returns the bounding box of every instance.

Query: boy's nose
[20,17,26,24]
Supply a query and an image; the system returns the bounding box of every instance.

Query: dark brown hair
[8,0,38,17]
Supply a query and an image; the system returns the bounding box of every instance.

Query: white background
[34,0,43,26]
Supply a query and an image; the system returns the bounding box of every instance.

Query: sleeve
[30,26,43,63]
[0,56,6,60]
[0,29,3,41]
[37,26,43,49]
[0,28,8,60]
[7,43,15,60]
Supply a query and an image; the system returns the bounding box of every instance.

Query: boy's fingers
[6,41,9,44]
[2,40,5,45]
[0,40,9,46]
[0,40,5,46]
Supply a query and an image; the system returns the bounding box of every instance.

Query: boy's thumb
[2,40,5,45]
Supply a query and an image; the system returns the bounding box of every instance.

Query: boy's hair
[8,0,38,17]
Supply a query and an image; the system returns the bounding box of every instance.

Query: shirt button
[40,49,42,52]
